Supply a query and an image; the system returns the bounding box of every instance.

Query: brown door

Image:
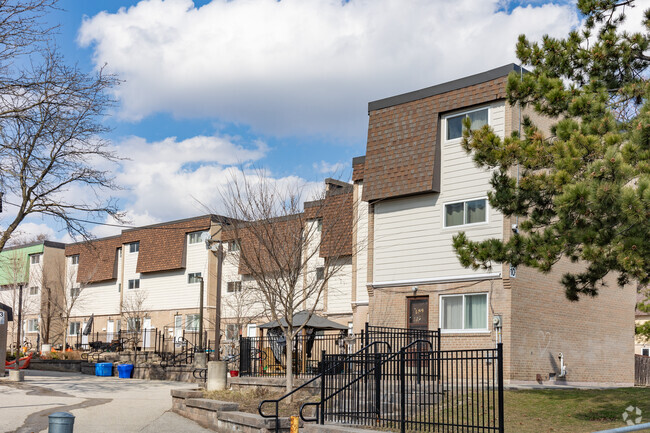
[407,297,429,330]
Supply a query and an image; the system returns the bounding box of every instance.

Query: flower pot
[229,370,239,377]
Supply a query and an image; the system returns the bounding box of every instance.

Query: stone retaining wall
[171,389,295,432]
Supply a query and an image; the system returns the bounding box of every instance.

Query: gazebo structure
[246,311,350,376]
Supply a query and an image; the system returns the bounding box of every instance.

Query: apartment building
[353,64,636,385]
[0,241,66,348]
[220,178,362,340]
[64,215,227,346]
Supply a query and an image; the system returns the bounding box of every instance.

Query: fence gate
[636,355,650,386]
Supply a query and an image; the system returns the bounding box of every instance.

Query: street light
[196,276,204,352]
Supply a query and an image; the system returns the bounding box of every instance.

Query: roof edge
[368,64,526,112]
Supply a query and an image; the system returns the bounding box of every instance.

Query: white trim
[369,272,501,289]
[351,301,369,306]
[439,292,489,332]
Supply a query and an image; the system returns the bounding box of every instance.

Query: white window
[247,324,257,338]
[188,231,206,244]
[71,255,79,265]
[129,242,140,253]
[228,240,240,252]
[118,283,121,293]
[188,272,202,284]
[316,219,323,232]
[70,287,81,298]
[30,254,41,264]
[69,321,81,336]
[128,279,140,290]
[226,324,240,341]
[29,286,38,296]
[445,107,489,141]
[316,267,325,280]
[27,318,39,333]
[185,314,199,332]
[444,198,487,227]
[440,293,488,332]
[227,281,242,293]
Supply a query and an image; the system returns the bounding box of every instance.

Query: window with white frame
[188,231,206,244]
[185,314,199,332]
[445,107,489,141]
[444,199,487,227]
[29,286,38,296]
[69,321,81,336]
[227,281,242,293]
[70,286,81,298]
[228,240,240,252]
[440,293,488,331]
[188,272,202,284]
[30,254,41,264]
[27,318,39,333]
[127,317,141,332]
[71,254,79,265]
[226,324,240,341]
[316,267,325,280]
[128,279,140,290]
[129,242,140,253]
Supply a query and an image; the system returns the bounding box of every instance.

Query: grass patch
[505,387,650,433]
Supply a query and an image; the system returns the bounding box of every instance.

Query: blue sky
[10,0,592,241]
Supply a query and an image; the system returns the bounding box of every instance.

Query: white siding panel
[327,258,352,314]
[72,280,120,316]
[355,183,369,303]
[372,102,505,283]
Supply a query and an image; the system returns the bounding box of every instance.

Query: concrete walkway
[0,370,212,433]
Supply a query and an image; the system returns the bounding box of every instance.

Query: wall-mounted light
[411,286,418,295]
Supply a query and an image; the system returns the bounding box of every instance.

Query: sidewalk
[0,370,212,433]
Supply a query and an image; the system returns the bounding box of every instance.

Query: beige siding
[373,102,505,284]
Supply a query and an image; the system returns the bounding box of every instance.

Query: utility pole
[16,284,22,354]
[197,276,204,351]
[214,241,223,361]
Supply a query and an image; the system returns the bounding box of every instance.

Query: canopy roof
[259,310,348,330]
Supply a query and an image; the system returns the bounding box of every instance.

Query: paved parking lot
[0,370,212,433]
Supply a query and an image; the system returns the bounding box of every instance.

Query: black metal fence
[239,332,358,377]
[303,343,504,433]
[365,324,441,355]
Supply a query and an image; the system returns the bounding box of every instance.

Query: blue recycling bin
[95,362,113,377]
[117,363,134,379]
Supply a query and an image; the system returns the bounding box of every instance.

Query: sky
[3,0,614,242]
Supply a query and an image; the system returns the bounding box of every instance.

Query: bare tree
[56,263,91,351]
[37,254,66,347]
[0,0,124,251]
[218,170,358,393]
[120,289,150,356]
[0,250,35,352]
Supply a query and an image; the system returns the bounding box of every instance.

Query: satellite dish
[200,232,211,242]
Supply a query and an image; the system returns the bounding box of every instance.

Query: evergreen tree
[452,0,650,301]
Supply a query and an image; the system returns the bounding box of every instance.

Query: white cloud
[78,0,579,138]
[313,160,347,176]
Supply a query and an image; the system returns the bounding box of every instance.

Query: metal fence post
[374,352,382,419]
[400,347,406,433]
[320,349,326,425]
[497,343,504,433]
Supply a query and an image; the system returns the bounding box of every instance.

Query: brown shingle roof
[66,215,217,284]
[362,67,514,202]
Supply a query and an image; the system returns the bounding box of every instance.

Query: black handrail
[299,339,433,424]
[258,341,392,433]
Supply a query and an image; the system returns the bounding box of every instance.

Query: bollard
[290,416,299,433]
[8,370,24,382]
[206,361,227,391]
[48,412,74,433]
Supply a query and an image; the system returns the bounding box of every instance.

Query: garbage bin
[95,362,113,377]
[117,363,134,379]
[48,411,74,433]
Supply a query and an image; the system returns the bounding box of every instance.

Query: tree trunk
[285,331,294,396]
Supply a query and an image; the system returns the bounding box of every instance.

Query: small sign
[509,265,517,278]
[0,310,5,325]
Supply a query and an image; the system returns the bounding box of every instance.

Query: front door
[407,297,429,330]
[142,317,152,348]
[107,320,114,342]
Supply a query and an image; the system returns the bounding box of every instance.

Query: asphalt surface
[0,370,212,433]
